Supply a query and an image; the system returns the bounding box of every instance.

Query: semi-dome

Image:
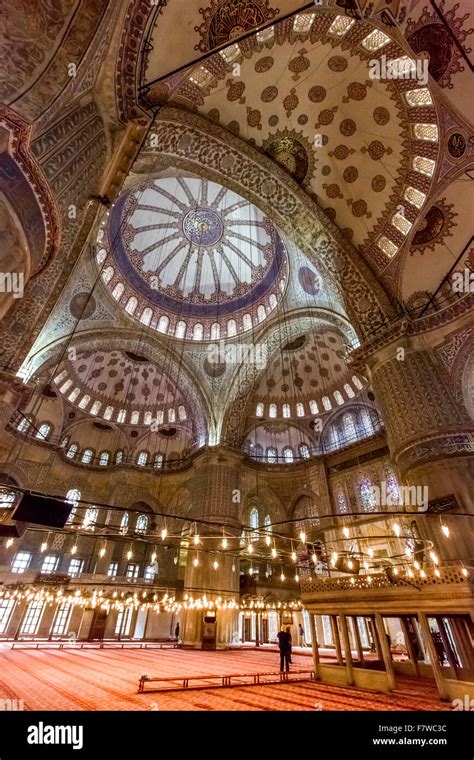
[96,176,288,340]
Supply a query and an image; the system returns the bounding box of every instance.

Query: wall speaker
[12,493,73,528]
[0,521,25,538]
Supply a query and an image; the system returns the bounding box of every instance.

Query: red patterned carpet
[0,645,448,711]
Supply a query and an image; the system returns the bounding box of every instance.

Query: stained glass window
[83,507,98,530]
[384,467,401,506]
[299,444,310,459]
[342,413,357,441]
[36,423,51,440]
[136,515,148,534]
[120,512,129,535]
[267,447,277,464]
[336,489,348,514]
[359,478,376,511]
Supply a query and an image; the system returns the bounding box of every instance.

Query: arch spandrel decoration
[143,108,397,338]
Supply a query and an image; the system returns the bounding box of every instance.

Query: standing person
[298,622,306,647]
[175,622,180,641]
[286,626,293,663]
[277,627,291,672]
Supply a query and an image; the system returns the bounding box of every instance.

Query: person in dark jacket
[175,622,180,640]
[277,627,291,672]
[286,626,293,663]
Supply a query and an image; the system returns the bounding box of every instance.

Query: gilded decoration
[194,0,279,53]
[262,129,315,186]
[405,2,474,89]
[410,199,457,254]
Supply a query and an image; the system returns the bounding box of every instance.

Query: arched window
[54,370,67,385]
[227,319,237,337]
[282,403,290,418]
[112,282,125,301]
[101,266,114,284]
[309,400,318,415]
[299,444,310,459]
[257,305,266,322]
[16,416,32,433]
[137,451,148,467]
[36,423,51,440]
[117,409,126,424]
[269,293,277,309]
[249,507,259,540]
[168,408,176,423]
[178,405,186,421]
[267,446,277,464]
[210,322,220,340]
[296,402,305,417]
[120,512,129,535]
[99,451,109,466]
[256,403,264,417]
[130,411,139,425]
[336,489,348,514]
[155,410,164,425]
[68,388,81,403]
[294,496,320,532]
[359,477,376,512]
[81,449,93,464]
[328,425,339,450]
[78,394,90,410]
[66,444,78,459]
[140,307,153,326]
[59,379,72,394]
[344,383,355,399]
[125,296,138,315]
[144,411,152,426]
[254,443,263,459]
[83,507,98,530]
[60,436,69,448]
[322,396,332,411]
[283,447,294,463]
[193,323,203,340]
[96,247,107,265]
[342,412,357,441]
[264,514,272,532]
[115,450,124,465]
[153,453,163,469]
[359,408,374,436]
[352,375,363,390]
[269,404,277,418]
[175,321,186,338]
[243,314,252,331]
[384,467,401,506]
[334,390,344,406]
[157,315,169,333]
[90,401,101,416]
[0,488,16,509]
[136,515,148,534]
[65,489,81,524]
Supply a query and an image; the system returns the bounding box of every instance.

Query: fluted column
[181,450,241,649]
[359,328,474,562]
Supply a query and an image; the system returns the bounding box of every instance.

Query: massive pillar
[356,322,474,562]
[181,450,241,649]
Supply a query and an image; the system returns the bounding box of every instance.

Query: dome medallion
[97,177,288,340]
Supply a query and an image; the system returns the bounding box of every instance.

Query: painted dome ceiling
[251,328,366,419]
[97,176,288,340]
[149,10,440,268]
[53,349,190,428]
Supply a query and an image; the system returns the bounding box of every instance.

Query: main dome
[96,177,288,340]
